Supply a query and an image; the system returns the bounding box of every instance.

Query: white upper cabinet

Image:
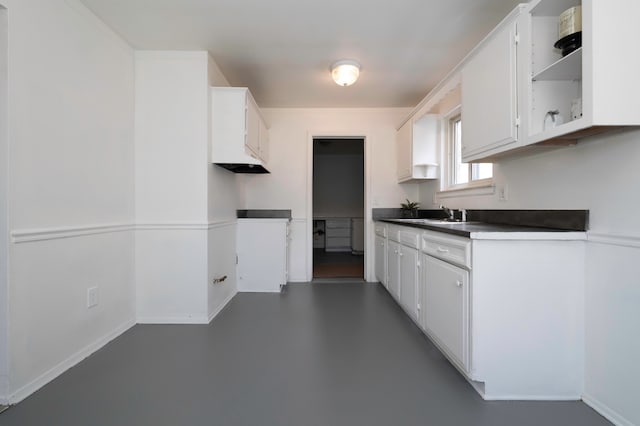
[461,9,523,162]
[425,0,640,164]
[210,87,269,169]
[396,114,439,183]
[245,93,261,158]
[527,0,640,145]
[259,117,270,165]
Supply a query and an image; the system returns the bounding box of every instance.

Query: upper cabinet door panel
[461,20,518,160]
[396,120,412,181]
[246,94,261,158]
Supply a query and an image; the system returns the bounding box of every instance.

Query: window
[445,112,493,189]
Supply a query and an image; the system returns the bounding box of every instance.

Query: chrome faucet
[440,205,455,221]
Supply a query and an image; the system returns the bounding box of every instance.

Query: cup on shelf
[543,110,564,131]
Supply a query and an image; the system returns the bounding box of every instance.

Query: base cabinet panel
[423,254,469,370]
[375,235,387,287]
[387,240,401,301]
[236,219,289,292]
[399,246,419,321]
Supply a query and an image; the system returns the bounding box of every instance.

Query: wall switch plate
[498,184,508,201]
[87,287,99,308]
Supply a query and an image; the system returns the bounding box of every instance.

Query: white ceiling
[80,0,524,108]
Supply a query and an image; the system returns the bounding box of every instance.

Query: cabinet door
[237,221,287,292]
[399,246,419,321]
[423,254,469,370]
[396,120,412,181]
[387,240,401,301]
[375,235,387,287]
[245,95,261,158]
[461,19,518,160]
[259,118,269,164]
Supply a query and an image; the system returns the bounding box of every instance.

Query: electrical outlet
[87,287,99,308]
[498,184,508,201]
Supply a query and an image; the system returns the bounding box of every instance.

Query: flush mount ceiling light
[331,60,360,87]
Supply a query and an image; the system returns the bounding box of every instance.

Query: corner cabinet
[236,219,289,292]
[396,114,439,183]
[461,7,524,162]
[210,87,270,169]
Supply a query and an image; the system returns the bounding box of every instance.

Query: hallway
[1,283,609,426]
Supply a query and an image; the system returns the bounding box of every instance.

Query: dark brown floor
[313,248,364,278]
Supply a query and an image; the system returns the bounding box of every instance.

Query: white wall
[419,129,640,425]
[134,51,209,323]
[246,108,416,282]
[2,0,135,403]
[0,3,8,400]
[135,52,208,224]
[135,51,240,323]
[207,222,237,321]
[206,54,240,319]
[314,154,364,218]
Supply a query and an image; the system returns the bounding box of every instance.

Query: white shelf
[528,117,587,144]
[531,0,581,17]
[532,48,582,81]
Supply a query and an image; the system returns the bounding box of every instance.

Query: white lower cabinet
[236,219,289,292]
[374,223,388,287]
[374,235,387,287]
[374,221,585,400]
[399,231,420,321]
[386,239,401,301]
[422,254,469,370]
[386,226,421,319]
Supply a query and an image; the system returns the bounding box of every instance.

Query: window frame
[439,106,494,195]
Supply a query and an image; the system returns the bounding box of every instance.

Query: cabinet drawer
[387,226,401,243]
[421,232,471,269]
[374,223,387,237]
[399,230,419,249]
[326,219,350,229]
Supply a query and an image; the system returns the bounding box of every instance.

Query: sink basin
[393,218,468,225]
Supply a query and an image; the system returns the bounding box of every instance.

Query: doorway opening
[312,138,364,279]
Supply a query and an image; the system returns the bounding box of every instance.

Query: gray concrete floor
[1,283,610,426]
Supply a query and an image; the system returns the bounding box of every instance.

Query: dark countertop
[373,208,588,238]
[237,209,292,219]
[379,218,586,238]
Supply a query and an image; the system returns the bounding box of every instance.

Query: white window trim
[438,105,494,199]
[437,180,496,199]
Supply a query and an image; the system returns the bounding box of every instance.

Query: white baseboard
[482,394,581,401]
[5,318,136,405]
[136,315,209,324]
[208,290,237,323]
[583,393,634,426]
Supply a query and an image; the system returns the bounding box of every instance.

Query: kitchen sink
[393,218,469,225]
